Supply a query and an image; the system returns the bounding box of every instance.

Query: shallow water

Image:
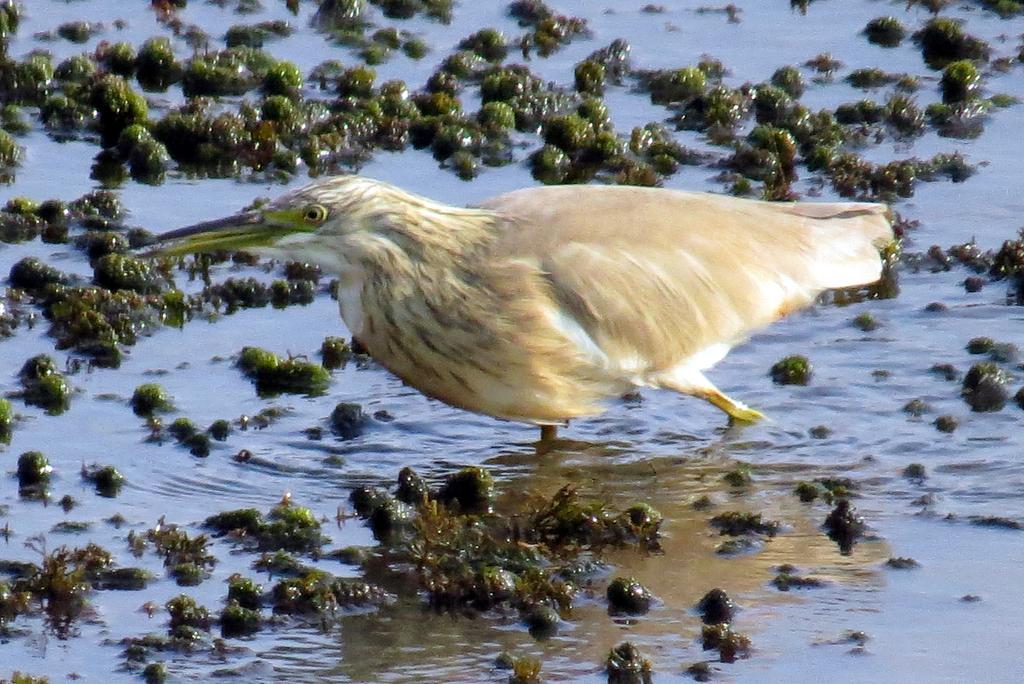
[2,1,1024,682]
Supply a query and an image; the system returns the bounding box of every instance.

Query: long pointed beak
[140,210,276,257]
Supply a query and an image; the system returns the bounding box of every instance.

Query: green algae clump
[606,576,653,615]
[852,312,879,331]
[644,66,706,104]
[263,61,303,96]
[181,50,261,98]
[903,463,927,481]
[0,129,20,167]
[226,21,294,49]
[772,570,826,591]
[824,499,865,554]
[237,346,331,396]
[56,20,99,44]
[437,466,494,513]
[166,594,211,631]
[0,1,21,38]
[9,256,69,291]
[710,511,780,537]
[167,417,197,442]
[260,502,326,552]
[574,59,605,94]
[93,254,166,294]
[477,101,516,131]
[17,450,52,489]
[0,397,13,444]
[529,144,570,184]
[319,336,350,369]
[227,575,262,610]
[989,231,1024,281]
[770,355,812,385]
[98,42,136,77]
[846,68,899,90]
[606,642,652,683]
[884,93,925,137]
[529,485,662,549]
[135,37,180,91]
[696,588,734,624]
[961,361,1009,412]
[794,481,824,503]
[131,383,173,417]
[4,542,114,637]
[770,65,804,98]
[89,75,149,147]
[330,402,367,439]
[966,336,995,354]
[701,623,751,663]
[205,508,264,536]
[940,60,981,104]
[93,566,151,590]
[624,502,662,528]
[271,569,388,615]
[913,18,990,69]
[523,603,560,639]
[117,125,170,183]
[81,464,125,497]
[395,466,430,504]
[863,17,905,47]
[142,663,167,684]
[507,655,542,684]
[204,501,326,553]
[458,28,507,62]
[208,419,231,441]
[142,522,216,585]
[18,354,72,415]
[721,464,752,487]
[220,600,261,637]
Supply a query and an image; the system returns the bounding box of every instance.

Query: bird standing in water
[146,176,893,441]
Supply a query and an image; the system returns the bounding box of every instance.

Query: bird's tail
[781,202,895,290]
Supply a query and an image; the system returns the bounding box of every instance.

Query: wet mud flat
[1,0,1024,682]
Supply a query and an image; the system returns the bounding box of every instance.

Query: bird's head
[141,175,407,269]
[143,174,499,272]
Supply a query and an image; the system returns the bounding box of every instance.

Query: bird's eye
[303,205,327,224]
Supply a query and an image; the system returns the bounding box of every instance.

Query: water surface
[1,1,1023,682]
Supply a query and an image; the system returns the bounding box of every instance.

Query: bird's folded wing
[480,186,892,373]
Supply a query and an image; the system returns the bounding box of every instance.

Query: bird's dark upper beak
[140,209,284,257]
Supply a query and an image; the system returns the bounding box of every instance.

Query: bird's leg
[540,424,558,441]
[657,370,765,423]
[700,389,765,423]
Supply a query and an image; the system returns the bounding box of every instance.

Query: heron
[146,176,893,441]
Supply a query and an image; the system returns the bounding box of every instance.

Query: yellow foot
[704,391,765,423]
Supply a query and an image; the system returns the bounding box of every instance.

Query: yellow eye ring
[303,204,328,224]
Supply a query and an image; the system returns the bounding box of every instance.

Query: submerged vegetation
[236,345,331,396]
[346,475,662,622]
[0,0,999,201]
